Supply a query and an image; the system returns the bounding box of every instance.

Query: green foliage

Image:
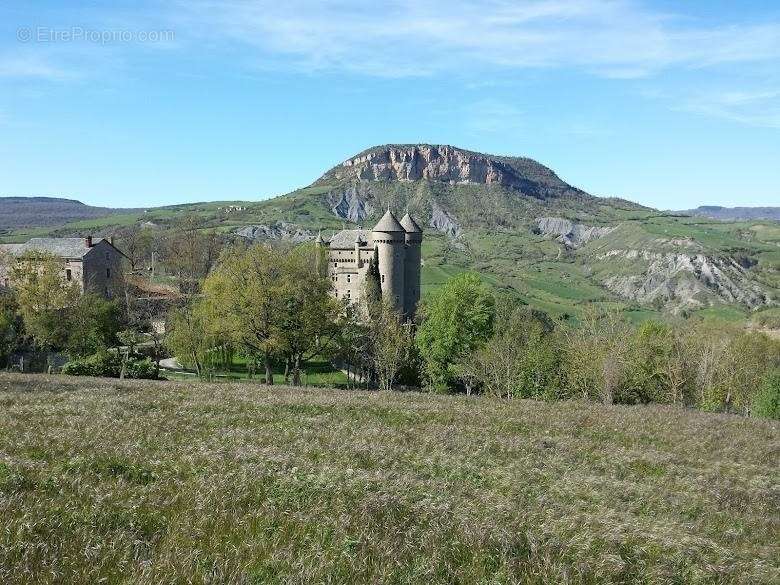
[65,295,122,358]
[62,351,157,379]
[456,305,560,398]
[752,370,780,420]
[367,301,415,392]
[416,273,496,392]
[200,243,338,384]
[0,291,22,366]
[10,251,80,351]
[165,306,212,378]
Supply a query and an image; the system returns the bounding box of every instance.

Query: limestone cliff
[318,144,587,200]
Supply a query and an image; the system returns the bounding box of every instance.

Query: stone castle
[319,209,423,318]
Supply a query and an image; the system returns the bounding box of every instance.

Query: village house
[0,236,126,298]
[319,209,423,318]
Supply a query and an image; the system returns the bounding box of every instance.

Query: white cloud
[174,0,780,78]
[464,99,524,134]
[0,52,74,79]
[681,89,780,129]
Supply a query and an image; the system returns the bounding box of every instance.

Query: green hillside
[2,145,778,322]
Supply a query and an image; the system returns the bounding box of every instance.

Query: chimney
[85,235,93,247]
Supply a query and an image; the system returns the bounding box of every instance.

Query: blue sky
[1,1,778,210]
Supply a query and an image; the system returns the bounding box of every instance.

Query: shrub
[62,351,121,377]
[125,357,158,380]
[62,352,158,379]
[753,370,780,420]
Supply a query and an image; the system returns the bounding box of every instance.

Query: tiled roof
[328,229,372,249]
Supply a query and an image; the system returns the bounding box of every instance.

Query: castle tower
[400,213,423,317]
[371,209,406,313]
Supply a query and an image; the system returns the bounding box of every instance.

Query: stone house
[319,209,423,318]
[0,236,126,298]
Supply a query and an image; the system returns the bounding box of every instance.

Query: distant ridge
[680,206,780,222]
[0,196,141,230]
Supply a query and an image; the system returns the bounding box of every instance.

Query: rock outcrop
[599,249,770,310]
[535,217,614,248]
[234,222,314,243]
[430,202,461,237]
[327,184,375,222]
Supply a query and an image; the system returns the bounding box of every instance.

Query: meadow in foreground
[0,373,778,584]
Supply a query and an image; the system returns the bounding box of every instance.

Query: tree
[455,305,560,399]
[116,224,156,271]
[10,251,80,352]
[200,243,340,386]
[166,305,211,378]
[163,216,223,294]
[561,308,632,404]
[369,301,414,392]
[334,304,371,389]
[753,369,780,420]
[415,273,495,392]
[275,246,341,385]
[65,294,122,358]
[0,291,22,367]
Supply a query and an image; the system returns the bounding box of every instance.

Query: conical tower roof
[400,213,422,233]
[372,209,405,232]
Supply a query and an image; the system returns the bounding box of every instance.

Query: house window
[106,267,111,278]
[65,269,72,281]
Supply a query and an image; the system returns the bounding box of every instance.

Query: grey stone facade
[0,236,126,298]
[320,210,423,318]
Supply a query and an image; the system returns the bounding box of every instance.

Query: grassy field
[1,374,778,584]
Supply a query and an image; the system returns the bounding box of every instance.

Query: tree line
[2,238,778,419]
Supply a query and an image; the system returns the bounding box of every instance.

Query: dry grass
[0,373,778,584]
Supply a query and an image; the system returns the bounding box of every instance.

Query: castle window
[346,274,351,283]
[381,274,385,283]
[346,290,351,299]
[66,269,72,281]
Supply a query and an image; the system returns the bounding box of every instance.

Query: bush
[125,357,158,380]
[62,351,158,379]
[753,370,780,420]
[62,351,121,377]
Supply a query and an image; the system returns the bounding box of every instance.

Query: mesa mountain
[2,144,778,317]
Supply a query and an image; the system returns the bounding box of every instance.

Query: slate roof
[372,209,405,232]
[328,229,371,249]
[400,213,422,233]
[1,238,93,259]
